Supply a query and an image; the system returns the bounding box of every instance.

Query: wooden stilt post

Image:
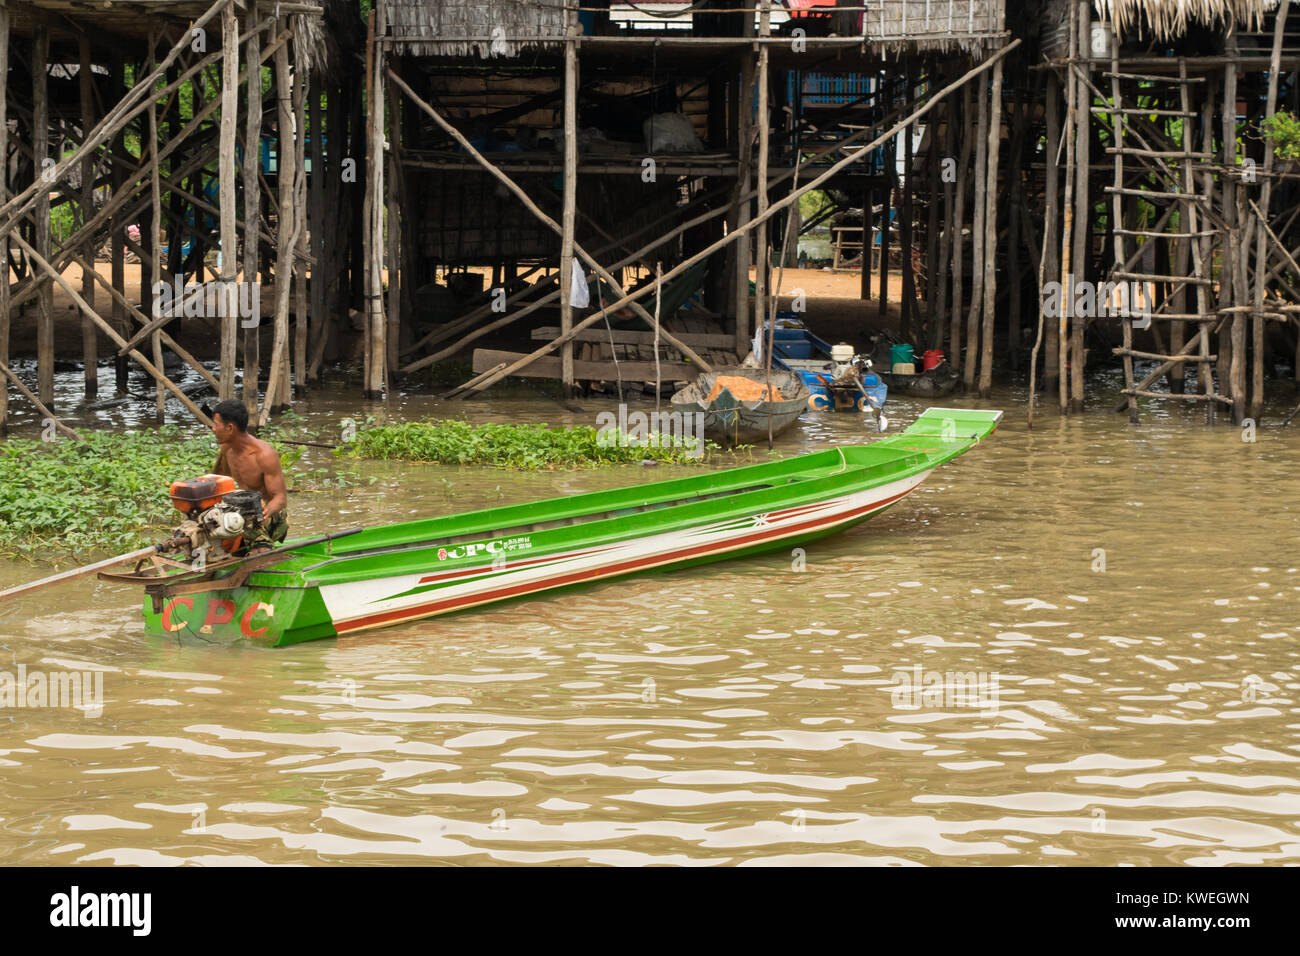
[242,2,262,410]
[861,184,873,301]
[935,86,955,353]
[964,72,988,391]
[308,73,325,382]
[79,36,98,398]
[560,22,578,389]
[753,1,772,355]
[1220,59,1237,411]
[218,0,240,402]
[1070,2,1090,413]
[294,50,309,392]
[879,142,893,321]
[264,31,299,417]
[734,51,756,354]
[0,0,9,434]
[901,64,916,345]
[925,63,941,349]
[978,57,1003,397]
[1253,0,1291,421]
[1058,5,1078,414]
[1043,71,1060,396]
[148,38,165,419]
[951,82,971,374]
[33,27,53,407]
[109,52,129,394]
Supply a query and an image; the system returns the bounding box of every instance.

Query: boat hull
[144,472,925,646]
[138,407,1002,646]
[670,368,809,444]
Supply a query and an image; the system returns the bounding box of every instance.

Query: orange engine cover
[169,474,236,514]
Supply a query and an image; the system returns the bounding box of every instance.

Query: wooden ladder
[1100,54,1226,423]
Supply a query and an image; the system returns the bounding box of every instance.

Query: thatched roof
[386,0,567,59]
[1095,0,1279,41]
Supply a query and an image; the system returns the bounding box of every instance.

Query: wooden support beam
[964,69,988,391]
[951,82,971,375]
[261,27,301,421]
[219,0,239,401]
[560,26,578,387]
[1253,0,1291,420]
[242,2,263,409]
[147,34,165,418]
[734,51,756,354]
[78,35,98,398]
[34,26,54,406]
[978,57,1003,398]
[294,50,310,389]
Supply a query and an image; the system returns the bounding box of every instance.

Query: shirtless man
[210,399,289,551]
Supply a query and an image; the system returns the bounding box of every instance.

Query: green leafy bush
[1262,110,1300,161]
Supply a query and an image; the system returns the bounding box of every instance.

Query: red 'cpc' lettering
[201,600,236,630]
[160,597,193,632]
[240,602,273,638]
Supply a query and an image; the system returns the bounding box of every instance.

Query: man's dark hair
[213,399,249,432]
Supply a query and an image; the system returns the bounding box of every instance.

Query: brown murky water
[2,376,1299,865]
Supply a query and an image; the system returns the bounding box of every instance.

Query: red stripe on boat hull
[331,484,918,636]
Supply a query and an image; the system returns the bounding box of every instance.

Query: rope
[597,278,624,401]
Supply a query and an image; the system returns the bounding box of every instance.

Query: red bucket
[922,349,944,372]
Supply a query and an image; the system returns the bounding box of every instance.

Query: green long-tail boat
[115,407,1000,645]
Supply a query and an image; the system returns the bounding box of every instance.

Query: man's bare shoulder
[251,436,284,473]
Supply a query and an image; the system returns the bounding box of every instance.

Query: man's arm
[257,443,289,521]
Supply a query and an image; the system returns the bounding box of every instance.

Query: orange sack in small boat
[705,376,784,403]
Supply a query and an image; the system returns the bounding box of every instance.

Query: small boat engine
[167,475,263,556]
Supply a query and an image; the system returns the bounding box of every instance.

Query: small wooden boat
[82,408,1000,646]
[670,368,809,445]
[875,361,960,398]
[768,319,888,413]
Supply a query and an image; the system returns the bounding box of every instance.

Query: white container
[891,362,916,375]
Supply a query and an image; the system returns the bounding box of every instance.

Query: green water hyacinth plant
[346,420,718,469]
[0,424,342,562]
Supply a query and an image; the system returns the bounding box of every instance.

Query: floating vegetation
[0,422,354,561]
[345,420,719,469]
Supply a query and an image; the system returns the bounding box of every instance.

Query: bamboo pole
[0,0,9,433]
[560,24,579,388]
[951,82,971,374]
[387,70,716,375]
[78,36,98,398]
[1058,5,1078,415]
[935,83,955,352]
[734,52,756,354]
[1232,182,1249,423]
[754,1,772,359]
[33,27,53,406]
[148,38,165,419]
[964,72,988,391]
[460,40,1023,397]
[216,0,239,401]
[1220,58,1238,412]
[901,64,916,344]
[294,51,309,390]
[10,232,214,427]
[1069,1,1090,414]
[243,3,263,409]
[0,362,81,440]
[263,32,298,418]
[383,70,400,381]
[308,73,325,382]
[1253,0,1291,420]
[925,63,942,349]
[1109,25,1137,423]
[977,57,1003,398]
[1043,72,1061,396]
[110,51,128,393]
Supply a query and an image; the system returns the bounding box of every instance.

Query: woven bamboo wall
[387,0,567,58]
